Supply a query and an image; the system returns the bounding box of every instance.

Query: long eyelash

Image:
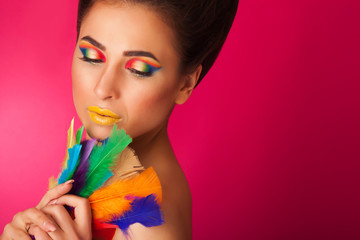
[128,68,153,77]
[79,56,104,64]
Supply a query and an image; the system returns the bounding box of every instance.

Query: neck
[129,122,171,168]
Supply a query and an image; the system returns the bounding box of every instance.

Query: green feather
[78,125,132,198]
[76,126,84,145]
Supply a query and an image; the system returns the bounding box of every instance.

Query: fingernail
[43,221,56,232]
[65,179,74,185]
[49,199,57,205]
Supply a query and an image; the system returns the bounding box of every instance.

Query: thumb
[36,179,74,209]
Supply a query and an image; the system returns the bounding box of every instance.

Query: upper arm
[111,159,192,240]
[112,222,185,240]
[111,199,192,240]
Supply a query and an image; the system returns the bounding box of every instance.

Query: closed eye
[78,40,106,64]
[79,56,104,64]
[125,58,162,77]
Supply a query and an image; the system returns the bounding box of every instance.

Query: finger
[12,208,57,233]
[37,180,74,209]
[2,223,33,240]
[41,204,77,237]
[28,225,52,240]
[52,195,91,230]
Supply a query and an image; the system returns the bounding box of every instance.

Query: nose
[93,65,121,100]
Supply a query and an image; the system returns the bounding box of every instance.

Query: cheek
[71,60,94,118]
[72,62,84,111]
[125,81,177,134]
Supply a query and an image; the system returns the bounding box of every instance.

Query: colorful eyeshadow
[79,40,106,62]
[125,57,162,77]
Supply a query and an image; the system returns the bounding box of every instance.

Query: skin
[1,1,201,239]
[73,2,201,239]
[0,181,92,240]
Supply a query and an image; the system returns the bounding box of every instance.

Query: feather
[89,167,162,221]
[48,176,57,189]
[58,144,82,184]
[49,120,165,235]
[109,194,164,233]
[62,118,75,169]
[76,125,84,145]
[92,219,117,240]
[69,139,96,195]
[78,125,132,198]
[49,118,77,188]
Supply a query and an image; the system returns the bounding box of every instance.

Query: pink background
[1,0,360,239]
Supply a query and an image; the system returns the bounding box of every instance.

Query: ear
[175,65,202,105]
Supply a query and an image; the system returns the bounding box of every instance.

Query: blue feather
[58,144,82,184]
[109,194,164,233]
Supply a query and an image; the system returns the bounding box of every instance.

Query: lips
[88,106,121,126]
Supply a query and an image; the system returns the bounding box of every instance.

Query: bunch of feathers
[48,119,164,237]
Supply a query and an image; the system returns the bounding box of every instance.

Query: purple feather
[109,194,164,234]
[69,139,96,195]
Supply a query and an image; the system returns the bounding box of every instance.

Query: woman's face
[72,2,183,140]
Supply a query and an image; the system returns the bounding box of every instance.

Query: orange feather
[89,167,162,221]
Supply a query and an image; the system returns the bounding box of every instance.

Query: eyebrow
[80,36,106,51]
[123,51,160,62]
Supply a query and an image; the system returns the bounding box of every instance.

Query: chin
[85,123,114,141]
[84,121,137,141]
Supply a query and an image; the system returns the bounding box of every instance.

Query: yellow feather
[89,167,162,221]
[62,118,75,169]
[48,118,76,190]
[48,176,57,189]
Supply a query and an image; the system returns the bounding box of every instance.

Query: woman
[0,0,238,239]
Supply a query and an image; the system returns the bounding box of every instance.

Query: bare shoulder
[112,154,192,240]
[158,154,192,238]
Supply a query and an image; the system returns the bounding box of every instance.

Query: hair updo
[76,0,239,86]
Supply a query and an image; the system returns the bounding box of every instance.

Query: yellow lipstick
[88,106,121,126]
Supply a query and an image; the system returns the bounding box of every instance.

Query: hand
[0,180,74,240]
[36,180,75,209]
[28,195,92,240]
[0,208,57,240]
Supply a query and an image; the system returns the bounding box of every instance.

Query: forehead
[79,1,178,61]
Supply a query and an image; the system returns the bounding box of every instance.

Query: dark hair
[76,0,238,86]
